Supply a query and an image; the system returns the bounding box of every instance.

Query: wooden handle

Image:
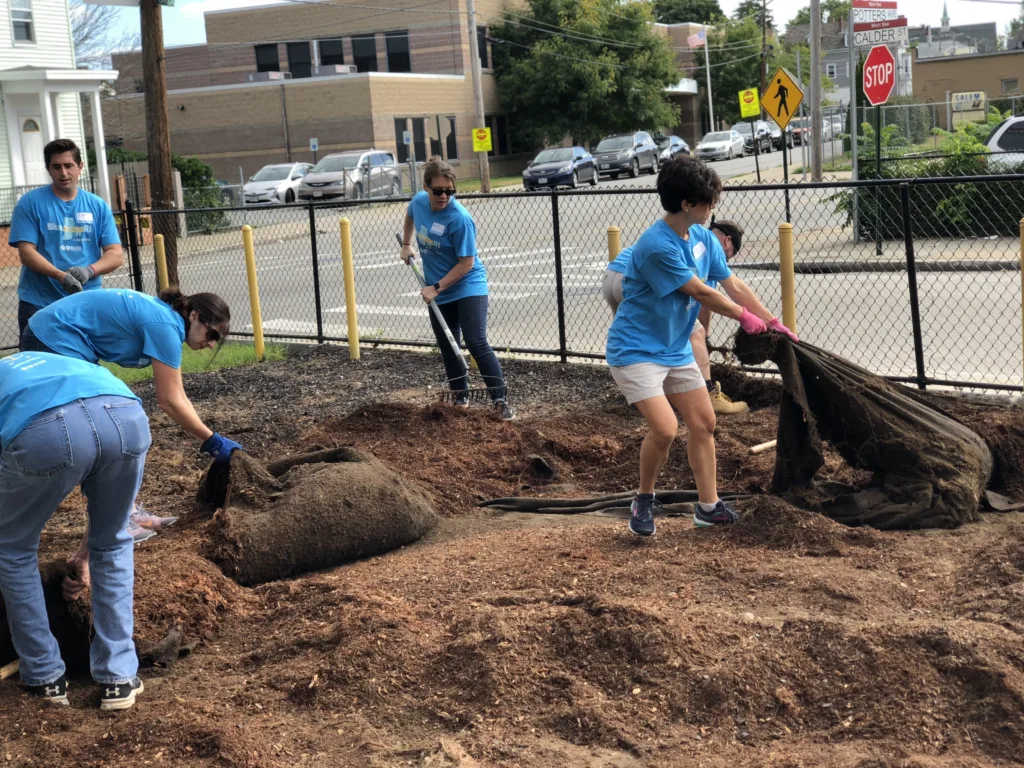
[749,439,777,455]
[0,660,20,681]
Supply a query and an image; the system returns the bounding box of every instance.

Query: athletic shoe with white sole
[100,676,144,711]
[26,675,69,706]
[128,521,157,546]
[130,505,178,531]
[693,500,740,527]
[493,400,515,421]
[628,495,661,537]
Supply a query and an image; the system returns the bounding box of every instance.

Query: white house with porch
[0,0,116,206]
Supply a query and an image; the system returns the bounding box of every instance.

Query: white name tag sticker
[430,222,445,236]
[76,212,94,223]
[693,242,707,260]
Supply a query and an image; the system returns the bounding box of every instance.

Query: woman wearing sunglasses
[19,288,242,543]
[399,156,513,420]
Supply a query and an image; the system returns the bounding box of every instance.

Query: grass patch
[101,341,289,384]
[457,176,523,193]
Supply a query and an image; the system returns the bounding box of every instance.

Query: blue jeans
[428,295,507,402]
[17,301,42,349]
[0,396,150,686]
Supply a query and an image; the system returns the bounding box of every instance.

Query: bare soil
[2,346,1023,768]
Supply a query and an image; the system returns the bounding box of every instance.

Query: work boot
[709,381,749,415]
[130,504,178,531]
[99,677,144,711]
[25,675,69,706]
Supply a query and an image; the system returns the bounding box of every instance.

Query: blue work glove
[61,272,83,294]
[67,265,96,286]
[201,432,243,463]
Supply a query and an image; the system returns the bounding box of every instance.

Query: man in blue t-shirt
[605,156,798,538]
[9,138,123,344]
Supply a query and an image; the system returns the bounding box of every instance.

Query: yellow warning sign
[760,67,804,130]
[472,127,492,153]
[738,88,760,119]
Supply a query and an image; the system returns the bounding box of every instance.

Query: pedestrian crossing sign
[760,67,804,131]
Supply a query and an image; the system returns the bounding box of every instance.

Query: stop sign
[863,45,896,106]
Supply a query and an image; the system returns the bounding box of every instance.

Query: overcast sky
[111,0,1022,49]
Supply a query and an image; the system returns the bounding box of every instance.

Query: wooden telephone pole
[140,0,178,285]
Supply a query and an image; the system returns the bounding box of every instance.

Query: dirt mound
[199,449,438,586]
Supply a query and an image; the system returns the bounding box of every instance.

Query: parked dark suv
[593,131,659,179]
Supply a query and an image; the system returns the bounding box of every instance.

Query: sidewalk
[727,166,854,185]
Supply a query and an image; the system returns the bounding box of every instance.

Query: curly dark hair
[656,156,722,214]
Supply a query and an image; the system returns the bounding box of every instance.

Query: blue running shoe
[693,500,740,528]
[628,495,660,537]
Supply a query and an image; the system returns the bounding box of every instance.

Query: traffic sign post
[762,68,804,222]
[309,137,319,163]
[738,89,761,183]
[863,44,896,256]
[472,127,492,154]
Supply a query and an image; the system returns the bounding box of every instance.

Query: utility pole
[140,0,178,284]
[809,0,823,181]
[760,0,768,99]
[703,24,714,132]
[466,0,490,193]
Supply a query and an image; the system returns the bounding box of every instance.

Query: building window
[255,44,280,72]
[22,119,39,133]
[485,114,524,157]
[385,31,411,73]
[826,63,837,79]
[352,34,378,72]
[394,118,410,163]
[11,0,34,42]
[287,42,312,78]
[412,117,427,163]
[477,26,489,69]
[1002,78,1020,95]
[319,39,344,66]
[445,116,458,160]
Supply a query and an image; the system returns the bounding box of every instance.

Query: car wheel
[570,171,579,189]
[391,178,401,196]
[353,183,364,200]
[285,189,295,204]
[629,159,639,178]
[590,170,598,186]
[649,157,658,175]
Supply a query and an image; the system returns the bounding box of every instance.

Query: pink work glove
[738,308,768,335]
[768,317,799,343]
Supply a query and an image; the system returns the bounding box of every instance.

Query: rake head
[436,386,493,404]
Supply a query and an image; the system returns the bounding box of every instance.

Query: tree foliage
[491,0,681,148]
[1009,0,1024,37]
[733,0,773,30]
[70,0,139,69]
[653,0,722,24]
[788,1,851,27]
[698,17,765,126]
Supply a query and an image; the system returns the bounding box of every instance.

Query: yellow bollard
[607,226,622,262]
[779,222,797,335]
[241,225,265,362]
[340,217,360,360]
[1019,217,1024,386]
[153,234,169,291]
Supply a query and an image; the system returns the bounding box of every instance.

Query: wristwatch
[433,282,441,292]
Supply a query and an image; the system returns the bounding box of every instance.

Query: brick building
[911,47,1024,105]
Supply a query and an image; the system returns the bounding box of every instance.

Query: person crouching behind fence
[399,156,513,420]
[20,288,243,543]
[603,225,748,416]
[605,156,798,537]
[0,352,149,710]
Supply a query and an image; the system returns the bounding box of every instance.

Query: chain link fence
[3,176,1023,391]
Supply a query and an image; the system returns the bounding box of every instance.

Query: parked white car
[985,116,1024,170]
[696,130,745,161]
[243,162,313,204]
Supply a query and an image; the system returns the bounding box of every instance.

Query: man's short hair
[656,156,722,214]
[711,219,743,257]
[44,139,82,167]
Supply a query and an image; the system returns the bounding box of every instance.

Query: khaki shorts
[601,269,624,313]
[609,361,704,405]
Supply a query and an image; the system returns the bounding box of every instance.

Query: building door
[21,118,47,185]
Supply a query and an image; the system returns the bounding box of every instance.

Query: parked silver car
[696,131,745,161]
[243,162,312,204]
[298,150,402,201]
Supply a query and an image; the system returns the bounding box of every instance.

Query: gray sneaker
[494,400,515,421]
[628,495,660,536]
[693,500,740,528]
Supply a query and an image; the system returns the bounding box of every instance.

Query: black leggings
[427,295,507,402]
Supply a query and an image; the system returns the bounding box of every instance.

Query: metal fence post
[607,226,621,262]
[900,183,927,390]
[124,200,144,293]
[551,192,568,363]
[241,224,265,362]
[153,234,169,291]
[340,217,360,360]
[779,222,797,334]
[308,203,325,344]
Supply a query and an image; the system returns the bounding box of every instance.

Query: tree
[733,0,773,31]
[653,0,723,24]
[70,0,139,69]
[491,0,681,148]
[698,16,764,126]
[788,1,851,28]
[1009,0,1024,37]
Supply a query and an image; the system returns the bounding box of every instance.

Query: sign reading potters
[472,128,492,153]
[738,88,760,119]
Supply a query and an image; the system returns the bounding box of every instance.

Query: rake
[396,233,493,404]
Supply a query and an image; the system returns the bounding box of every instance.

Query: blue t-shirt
[606,221,732,367]
[0,352,138,448]
[407,191,488,305]
[606,246,633,275]
[28,289,186,369]
[9,186,121,309]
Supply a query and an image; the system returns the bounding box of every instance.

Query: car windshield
[251,165,292,181]
[655,137,673,148]
[596,136,633,151]
[312,154,361,173]
[733,124,753,135]
[703,132,731,143]
[792,118,810,129]
[533,149,573,163]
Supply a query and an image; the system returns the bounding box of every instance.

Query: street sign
[761,68,803,130]
[863,45,896,106]
[402,130,411,145]
[853,17,908,47]
[309,137,319,152]
[738,88,760,119]
[852,6,898,24]
[472,127,492,153]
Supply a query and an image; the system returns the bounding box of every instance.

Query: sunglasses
[428,186,455,198]
[200,320,222,343]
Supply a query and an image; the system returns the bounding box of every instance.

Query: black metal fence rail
[3,175,1023,392]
